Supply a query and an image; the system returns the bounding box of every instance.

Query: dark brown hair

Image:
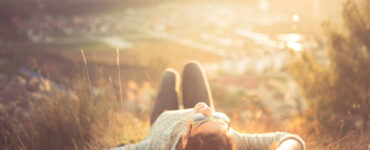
[183,131,235,150]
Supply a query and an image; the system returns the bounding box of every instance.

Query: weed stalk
[80,49,93,98]
[117,48,125,115]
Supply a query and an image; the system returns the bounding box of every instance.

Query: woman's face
[180,102,231,149]
[185,103,229,137]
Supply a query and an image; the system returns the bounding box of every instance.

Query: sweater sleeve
[231,130,305,150]
[110,140,150,150]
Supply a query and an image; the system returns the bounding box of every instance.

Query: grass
[1,92,368,149]
[0,74,366,150]
[0,79,150,150]
[0,44,368,150]
[2,92,366,150]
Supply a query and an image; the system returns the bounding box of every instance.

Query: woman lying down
[111,61,305,150]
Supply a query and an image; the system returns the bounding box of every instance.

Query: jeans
[150,61,214,125]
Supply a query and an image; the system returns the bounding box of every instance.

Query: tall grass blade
[116,48,125,114]
[81,49,93,98]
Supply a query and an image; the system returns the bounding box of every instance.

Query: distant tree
[289,0,369,135]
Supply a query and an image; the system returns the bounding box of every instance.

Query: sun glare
[3,0,364,149]
[292,14,300,22]
[287,41,302,51]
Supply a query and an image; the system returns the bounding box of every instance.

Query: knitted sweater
[111,109,305,150]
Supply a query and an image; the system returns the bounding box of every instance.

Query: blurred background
[0,0,368,149]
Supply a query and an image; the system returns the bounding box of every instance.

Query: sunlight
[258,0,270,11]
[278,33,302,42]
[2,0,365,149]
[292,14,300,22]
[100,37,133,49]
[287,41,303,51]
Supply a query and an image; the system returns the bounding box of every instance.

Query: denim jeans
[150,61,214,125]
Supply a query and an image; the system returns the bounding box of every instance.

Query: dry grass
[0,81,150,150]
[2,99,367,150]
[0,49,367,150]
[0,79,367,150]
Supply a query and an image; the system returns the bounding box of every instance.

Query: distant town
[2,0,339,121]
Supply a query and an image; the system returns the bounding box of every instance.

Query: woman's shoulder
[149,108,193,132]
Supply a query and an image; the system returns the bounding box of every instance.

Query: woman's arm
[276,139,303,150]
[231,131,305,150]
[110,140,150,150]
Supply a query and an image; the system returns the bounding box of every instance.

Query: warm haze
[0,0,368,149]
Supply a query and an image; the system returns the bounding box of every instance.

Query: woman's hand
[192,102,212,116]
[186,102,212,133]
[276,139,303,150]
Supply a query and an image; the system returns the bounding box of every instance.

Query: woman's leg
[150,68,180,125]
[182,61,214,109]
